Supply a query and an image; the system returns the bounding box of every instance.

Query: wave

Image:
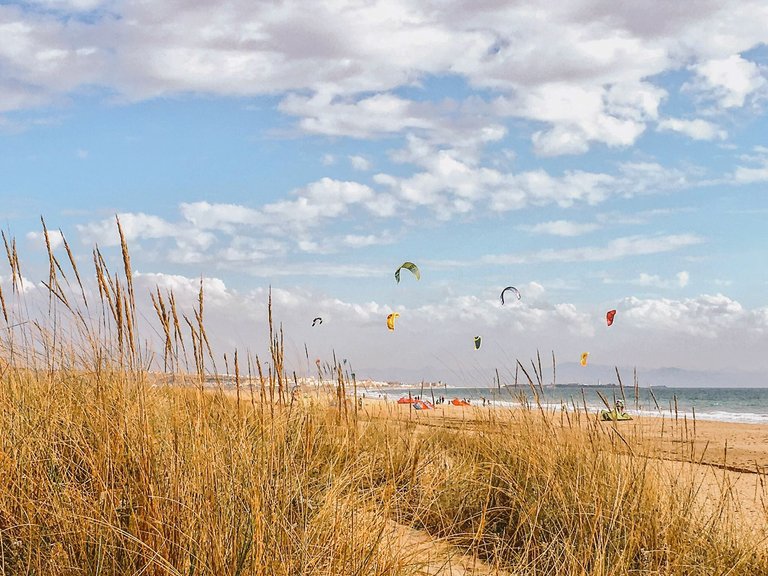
[371,391,768,424]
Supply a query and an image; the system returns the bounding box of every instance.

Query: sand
[356,396,768,543]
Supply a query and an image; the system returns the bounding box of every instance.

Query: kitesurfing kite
[312,317,322,326]
[395,262,420,283]
[474,336,482,350]
[606,310,616,327]
[386,312,400,331]
[500,286,521,305]
[580,352,589,367]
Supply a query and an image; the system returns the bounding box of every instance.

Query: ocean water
[369,385,768,424]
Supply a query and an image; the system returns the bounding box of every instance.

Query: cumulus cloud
[622,293,765,338]
[498,81,664,156]
[657,117,727,141]
[612,270,690,289]
[2,0,767,159]
[77,213,218,264]
[26,229,65,251]
[134,271,232,304]
[373,135,692,219]
[376,136,641,218]
[180,202,263,232]
[262,178,377,230]
[691,55,766,109]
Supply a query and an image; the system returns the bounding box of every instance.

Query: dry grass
[0,219,766,575]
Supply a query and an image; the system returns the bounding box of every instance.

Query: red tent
[450,398,471,407]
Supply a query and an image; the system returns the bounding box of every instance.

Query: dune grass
[0,219,766,574]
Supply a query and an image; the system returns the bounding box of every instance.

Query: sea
[367,384,768,424]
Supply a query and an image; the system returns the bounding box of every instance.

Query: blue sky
[1,0,767,385]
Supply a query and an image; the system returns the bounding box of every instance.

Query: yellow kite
[387,312,400,331]
[580,352,589,367]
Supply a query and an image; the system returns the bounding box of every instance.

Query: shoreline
[356,395,768,538]
[356,394,768,471]
[356,385,768,425]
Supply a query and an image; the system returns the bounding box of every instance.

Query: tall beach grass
[0,219,766,575]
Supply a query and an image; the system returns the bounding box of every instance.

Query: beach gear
[600,409,632,421]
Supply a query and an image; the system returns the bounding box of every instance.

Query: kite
[580,352,589,367]
[386,312,400,331]
[312,317,323,326]
[500,286,521,305]
[606,310,616,327]
[395,262,420,283]
[474,336,482,350]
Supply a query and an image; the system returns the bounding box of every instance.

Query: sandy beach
[355,395,768,542]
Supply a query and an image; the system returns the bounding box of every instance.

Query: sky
[1,0,767,386]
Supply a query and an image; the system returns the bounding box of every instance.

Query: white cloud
[622,293,764,338]
[614,162,689,196]
[279,92,434,138]
[732,148,768,183]
[79,213,187,245]
[484,234,704,265]
[2,0,766,157]
[134,271,232,305]
[77,213,217,264]
[216,236,286,262]
[733,164,768,183]
[341,233,392,248]
[26,229,64,251]
[411,293,593,337]
[691,55,766,108]
[180,202,262,232]
[657,117,727,140]
[263,177,376,228]
[376,136,625,218]
[523,220,599,237]
[348,155,371,171]
[614,270,690,289]
[374,136,691,219]
[500,81,664,156]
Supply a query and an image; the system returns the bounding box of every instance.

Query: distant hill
[356,363,766,389]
